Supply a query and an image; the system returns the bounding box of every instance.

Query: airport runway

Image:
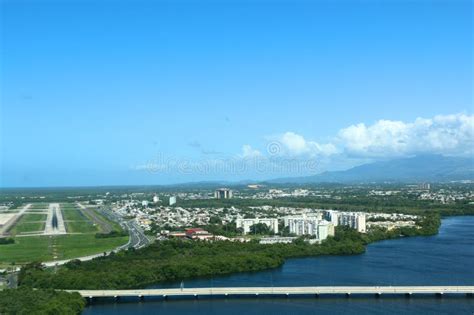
[44,203,67,235]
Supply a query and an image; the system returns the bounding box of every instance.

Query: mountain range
[266,154,474,184]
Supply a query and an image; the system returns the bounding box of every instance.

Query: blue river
[84,216,474,314]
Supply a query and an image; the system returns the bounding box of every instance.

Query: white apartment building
[284,213,322,226]
[317,220,335,240]
[236,218,279,234]
[284,215,335,241]
[338,212,366,233]
[325,210,366,233]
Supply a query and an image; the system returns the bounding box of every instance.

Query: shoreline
[16,214,441,291]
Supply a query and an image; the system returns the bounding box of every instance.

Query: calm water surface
[84,216,474,314]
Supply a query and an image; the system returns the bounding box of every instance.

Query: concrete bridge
[75,286,474,300]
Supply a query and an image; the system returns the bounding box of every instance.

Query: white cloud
[267,113,473,159]
[338,113,474,157]
[241,145,263,158]
[275,132,338,157]
[279,132,308,155]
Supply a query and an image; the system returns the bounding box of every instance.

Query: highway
[123,220,149,249]
[74,286,474,299]
[97,204,150,249]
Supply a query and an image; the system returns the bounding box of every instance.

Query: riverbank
[16,215,440,291]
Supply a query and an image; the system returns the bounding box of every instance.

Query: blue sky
[1,0,472,187]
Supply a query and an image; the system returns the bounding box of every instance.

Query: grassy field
[0,237,52,263]
[21,213,47,222]
[8,213,47,235]
[9,222,45,235]
[0,234,128,268]
[60,204,78,210]
[61,203,101,234]
[64,221,98,233]
[26,203,49,213]
[62,208,88,222]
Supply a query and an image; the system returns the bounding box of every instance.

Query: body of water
[84,216,474,314]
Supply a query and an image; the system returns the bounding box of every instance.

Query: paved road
[95,204,150,249]
[74,286,474,298]
[124,220,150,249]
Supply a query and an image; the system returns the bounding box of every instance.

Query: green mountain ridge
[268,155,474,184]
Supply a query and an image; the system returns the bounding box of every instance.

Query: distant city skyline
[1,0,472,187]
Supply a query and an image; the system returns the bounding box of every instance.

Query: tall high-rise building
[317,221,331,240]
[169,196,177,205]
[215,188,233,199]
[418,183,431,190]
[356,213,366,233]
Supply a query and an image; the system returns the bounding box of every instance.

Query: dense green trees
[19,241,287,290]
[399,214,441,236]
[200,222,241,237]
[177,196,474,216]
[0,238,15,245]
[95,230,128,238]
[0,287,85,314]
[249,223,273,235]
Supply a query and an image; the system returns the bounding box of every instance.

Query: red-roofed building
[185,228,213,240]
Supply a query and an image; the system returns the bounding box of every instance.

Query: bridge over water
[75,286,474,300]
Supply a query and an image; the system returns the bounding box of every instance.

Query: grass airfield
[0,203,128,268]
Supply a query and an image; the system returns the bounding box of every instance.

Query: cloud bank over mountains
[338,113,473,157]
[245,113,473,160]
[134,113,473,180]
